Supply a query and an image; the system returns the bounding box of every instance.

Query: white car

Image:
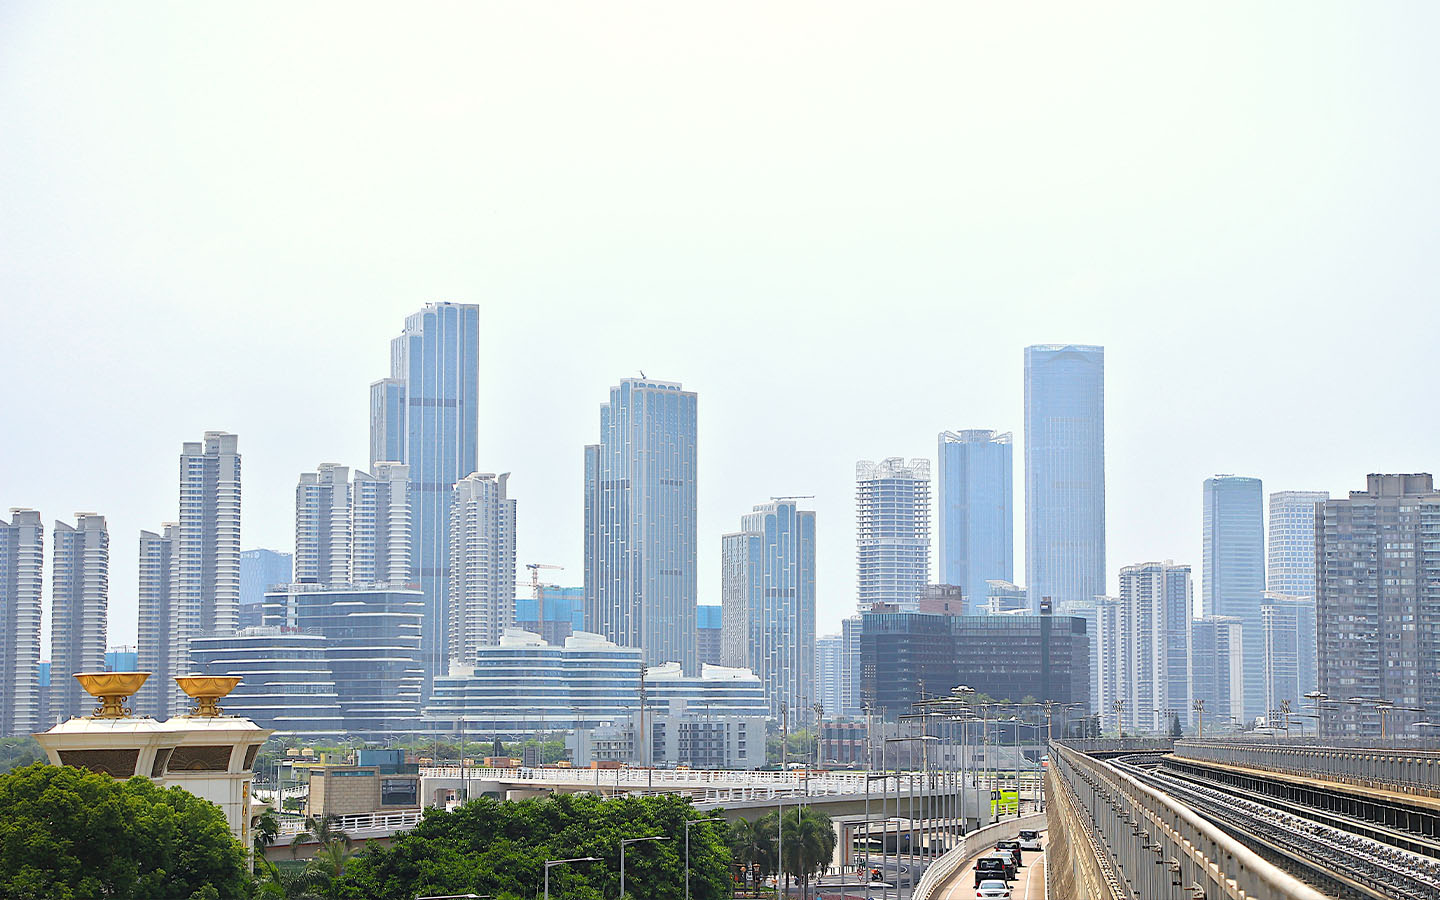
[1018,829,1043,851]
[976,879,1011,899]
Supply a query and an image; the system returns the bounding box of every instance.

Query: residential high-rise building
[0,509,44,736]
[135,524,178,718]
[720,499,817,720]
[855,459,930,611]
[239,549,292,628]
[1202,475,1265,719]
[138,432,242,718]
[584,378,698,673]
[1316,474,1440,736]
[1108,561,1192,732]
[1262,592,1317,726]
[352,462,410,586]
[1024,344,1105,610]
[1191,616,1245,731]
[448,473,516,665]
[295,462,412,589]
[815,633,843,718]
[1267,490,1329,598]
[938,430,1013,614]
[369,302,480,692]
[841,615,862,715]
[49,514,108,723]
[696,604,723,666]
[295,464,353,586]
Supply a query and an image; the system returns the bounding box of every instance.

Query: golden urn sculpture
[73,672,151,719]
[174,676,243,717]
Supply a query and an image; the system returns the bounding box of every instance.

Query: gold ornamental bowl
[74,672,150,719]
[175,676,243,717]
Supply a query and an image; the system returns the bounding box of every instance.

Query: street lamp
[1192,698,1205,738]
[543,858,598,900]
[619,836,669,900]
[885,734,938,897]
[1111,699,1126,739]
[683,817,719,900]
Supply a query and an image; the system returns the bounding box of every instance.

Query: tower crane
[525,563,565,637]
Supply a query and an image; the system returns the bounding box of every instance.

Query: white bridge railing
[277,808,425,838]
[419,765,881,797]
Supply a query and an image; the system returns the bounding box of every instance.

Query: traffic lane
[938,836,1046,900]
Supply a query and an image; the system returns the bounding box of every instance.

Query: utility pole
[1193,698,1205,738]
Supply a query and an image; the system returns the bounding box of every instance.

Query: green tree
[331,793,731,900]
[254,807,280,857]
[254,860,328,900]
[0,762,249,900]
[289,813,351,857]
[728,815,775,890]
[777,808,835,899]
[0,738,44,774]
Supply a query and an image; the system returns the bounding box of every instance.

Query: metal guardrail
[1052,743,1329,900]
[1173,740,1440,801]
[911,812,1046,900]
[1056,738,1176,754]
[420,765,879,796]
[278,808,425,837]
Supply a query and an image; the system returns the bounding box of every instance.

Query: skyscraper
[370,302,479,691]
[1191,616,1245,731]
[352,462,411,586]
[295,464,352,585]
[137,431,241,718]
[1024,344,1105,610]
[448,473,517,665]
[1262,592,1317,725]
[239,549,292,605]
[815,633,843,718]
[1267,490,1329,599]
[720,499,817,720]
[1202,475,1265,720]
[855,458,931,611]
[0,509,43,736]
[135,524,177,718]
[937,430,1013,614]
[1113,561,1192,732]
[49,514,108,722]
[1316,474,1440,736]
[584,378,698,673]
[841,614,862,715]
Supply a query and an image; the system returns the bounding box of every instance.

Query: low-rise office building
[566,713,765,769]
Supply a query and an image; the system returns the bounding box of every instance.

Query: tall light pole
[543,857,598,900]
[1192,698,1205,738]
[620,836,669,900]
[1111,699,1126,739]
[684,816,718,900]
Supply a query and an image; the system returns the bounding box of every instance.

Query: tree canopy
[0,763,249,900]
[332,793,731,900]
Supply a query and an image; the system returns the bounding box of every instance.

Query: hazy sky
[4,4,1439,648]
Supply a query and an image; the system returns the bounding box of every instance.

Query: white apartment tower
[1115,561,1192,731]
[352,462,410,585]
[855,458,931,611]
[295,464,352,585]
[49,514,108,722]
[0,509,44,736]
[137,432,241,718]
[1267,490,1329,599]
[449,473,517,667]
[135,524,178,718]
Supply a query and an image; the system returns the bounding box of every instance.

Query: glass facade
[190,629,344,732]
[1190,616,1245,730]
[1266,490,1328,599]
[938,430,1013,614]
[515,586,585,645]
[719,499,816,720]
[855,459,931,611]
[1202,475,1265,719]
[1261,593,1316,723]
[369,303,480,695]
[583,378,698,673]
[1024,344,1105,610]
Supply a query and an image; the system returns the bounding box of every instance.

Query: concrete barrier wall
[911,812,1047,900]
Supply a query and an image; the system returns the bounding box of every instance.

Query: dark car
[996,839,1024,867]
[975,856,1012,887]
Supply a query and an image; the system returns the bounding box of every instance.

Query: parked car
[996,839,1024,866]
[975,878,1011,898]
[1018,829,1043,851]
[974,856,1011,887]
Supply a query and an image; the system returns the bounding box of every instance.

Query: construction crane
[525,563,565,637]
[769,495,815,501]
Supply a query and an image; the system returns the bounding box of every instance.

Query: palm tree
[729,815,775,892]
[253,808,280,858]
[254,859,328,900]
[779,808,837,900]
[289,813,350,857]
[307,839,356,880]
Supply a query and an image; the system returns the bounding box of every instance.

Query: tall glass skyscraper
[855,458,931,611]
[584,378,698,673]
[1267,490,1328,599]
[1202,475,1265,720]
[720,499,816,720]
[937,430,1013,614]
[1024,344,1105,610]
[369,303,479,691]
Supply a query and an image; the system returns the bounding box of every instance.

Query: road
[937,835,1046,900]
